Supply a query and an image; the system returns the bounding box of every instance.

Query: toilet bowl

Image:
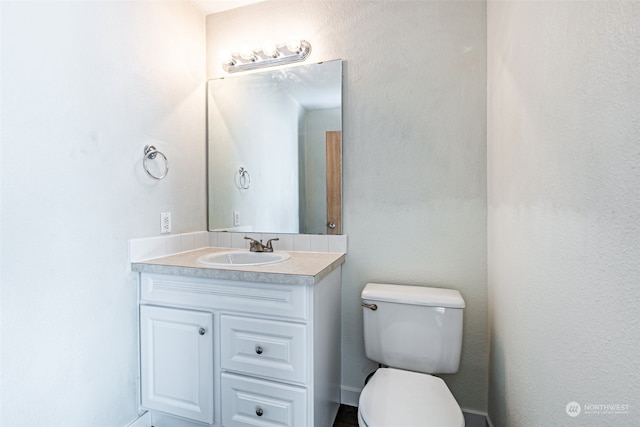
[357,368,464,427]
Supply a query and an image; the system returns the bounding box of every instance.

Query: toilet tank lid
[362,283,465,308]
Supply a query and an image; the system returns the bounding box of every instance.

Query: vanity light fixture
[220,39,312,73]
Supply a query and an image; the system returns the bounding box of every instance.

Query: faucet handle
[265,238,279,251]
[244,236,265,252]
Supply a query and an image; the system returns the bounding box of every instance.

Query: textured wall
[487,1,640,425]
[0,2,205,425]
[207,1,488,411]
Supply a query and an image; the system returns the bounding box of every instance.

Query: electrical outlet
[233,210,240,226]
[160,212,171,234]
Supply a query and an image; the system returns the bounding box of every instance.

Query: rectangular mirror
[207,60,343,234]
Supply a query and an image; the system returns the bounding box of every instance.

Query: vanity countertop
[131,247,345,286]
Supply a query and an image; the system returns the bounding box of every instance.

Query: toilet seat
[358,368,464,427]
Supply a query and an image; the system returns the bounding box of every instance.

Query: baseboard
[130,392,490,427]
[125,411,151,427]
[340,385,361,407]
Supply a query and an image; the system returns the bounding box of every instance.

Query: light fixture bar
[222,40,312,73]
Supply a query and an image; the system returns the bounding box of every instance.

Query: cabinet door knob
[199,328,206,335]
[255,345,263,355]
[255,407,264,417]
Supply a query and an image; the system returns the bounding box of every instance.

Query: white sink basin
[196,251,291,267]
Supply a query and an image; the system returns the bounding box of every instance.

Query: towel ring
[238,167,251,189]
[143,145,169,180]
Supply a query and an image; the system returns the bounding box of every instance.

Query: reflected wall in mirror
[207,60,343,235]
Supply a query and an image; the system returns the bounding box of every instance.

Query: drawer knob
[256,407,264,417]
[199,328,206,336]
[255,345,263,355]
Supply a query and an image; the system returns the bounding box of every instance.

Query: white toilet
[358,283,466,427]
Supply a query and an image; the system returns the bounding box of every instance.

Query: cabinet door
[140,305,213,424]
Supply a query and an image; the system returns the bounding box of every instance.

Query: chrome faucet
[244,237,279,253]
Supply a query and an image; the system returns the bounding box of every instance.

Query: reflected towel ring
[143,145,169,180]
[238,167,251,189]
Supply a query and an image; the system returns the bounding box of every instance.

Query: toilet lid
[358,368,464,427]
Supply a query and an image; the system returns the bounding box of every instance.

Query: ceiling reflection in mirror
[207,60,343,235]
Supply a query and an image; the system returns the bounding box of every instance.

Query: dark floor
[333,404,358,427]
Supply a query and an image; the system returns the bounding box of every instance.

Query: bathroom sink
[196,251,291,267]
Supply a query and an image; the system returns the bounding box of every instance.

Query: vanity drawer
[221,372,307,427]
[221,315,307,384]
[140,273,308,320]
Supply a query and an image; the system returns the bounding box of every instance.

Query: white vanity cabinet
[134,254,343,427]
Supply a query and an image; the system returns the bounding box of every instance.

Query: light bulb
[239,44,256,61]
[286,37,301,53]
[262,40,278,58]
[218,49,235,65]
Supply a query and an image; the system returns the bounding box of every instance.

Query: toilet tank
[361,283,465,374]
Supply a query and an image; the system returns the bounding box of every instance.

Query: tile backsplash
[129,231,347,262]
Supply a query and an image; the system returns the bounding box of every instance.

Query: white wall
[0,1,205,426]
[206,1,488,411]
[487,1,640,426]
